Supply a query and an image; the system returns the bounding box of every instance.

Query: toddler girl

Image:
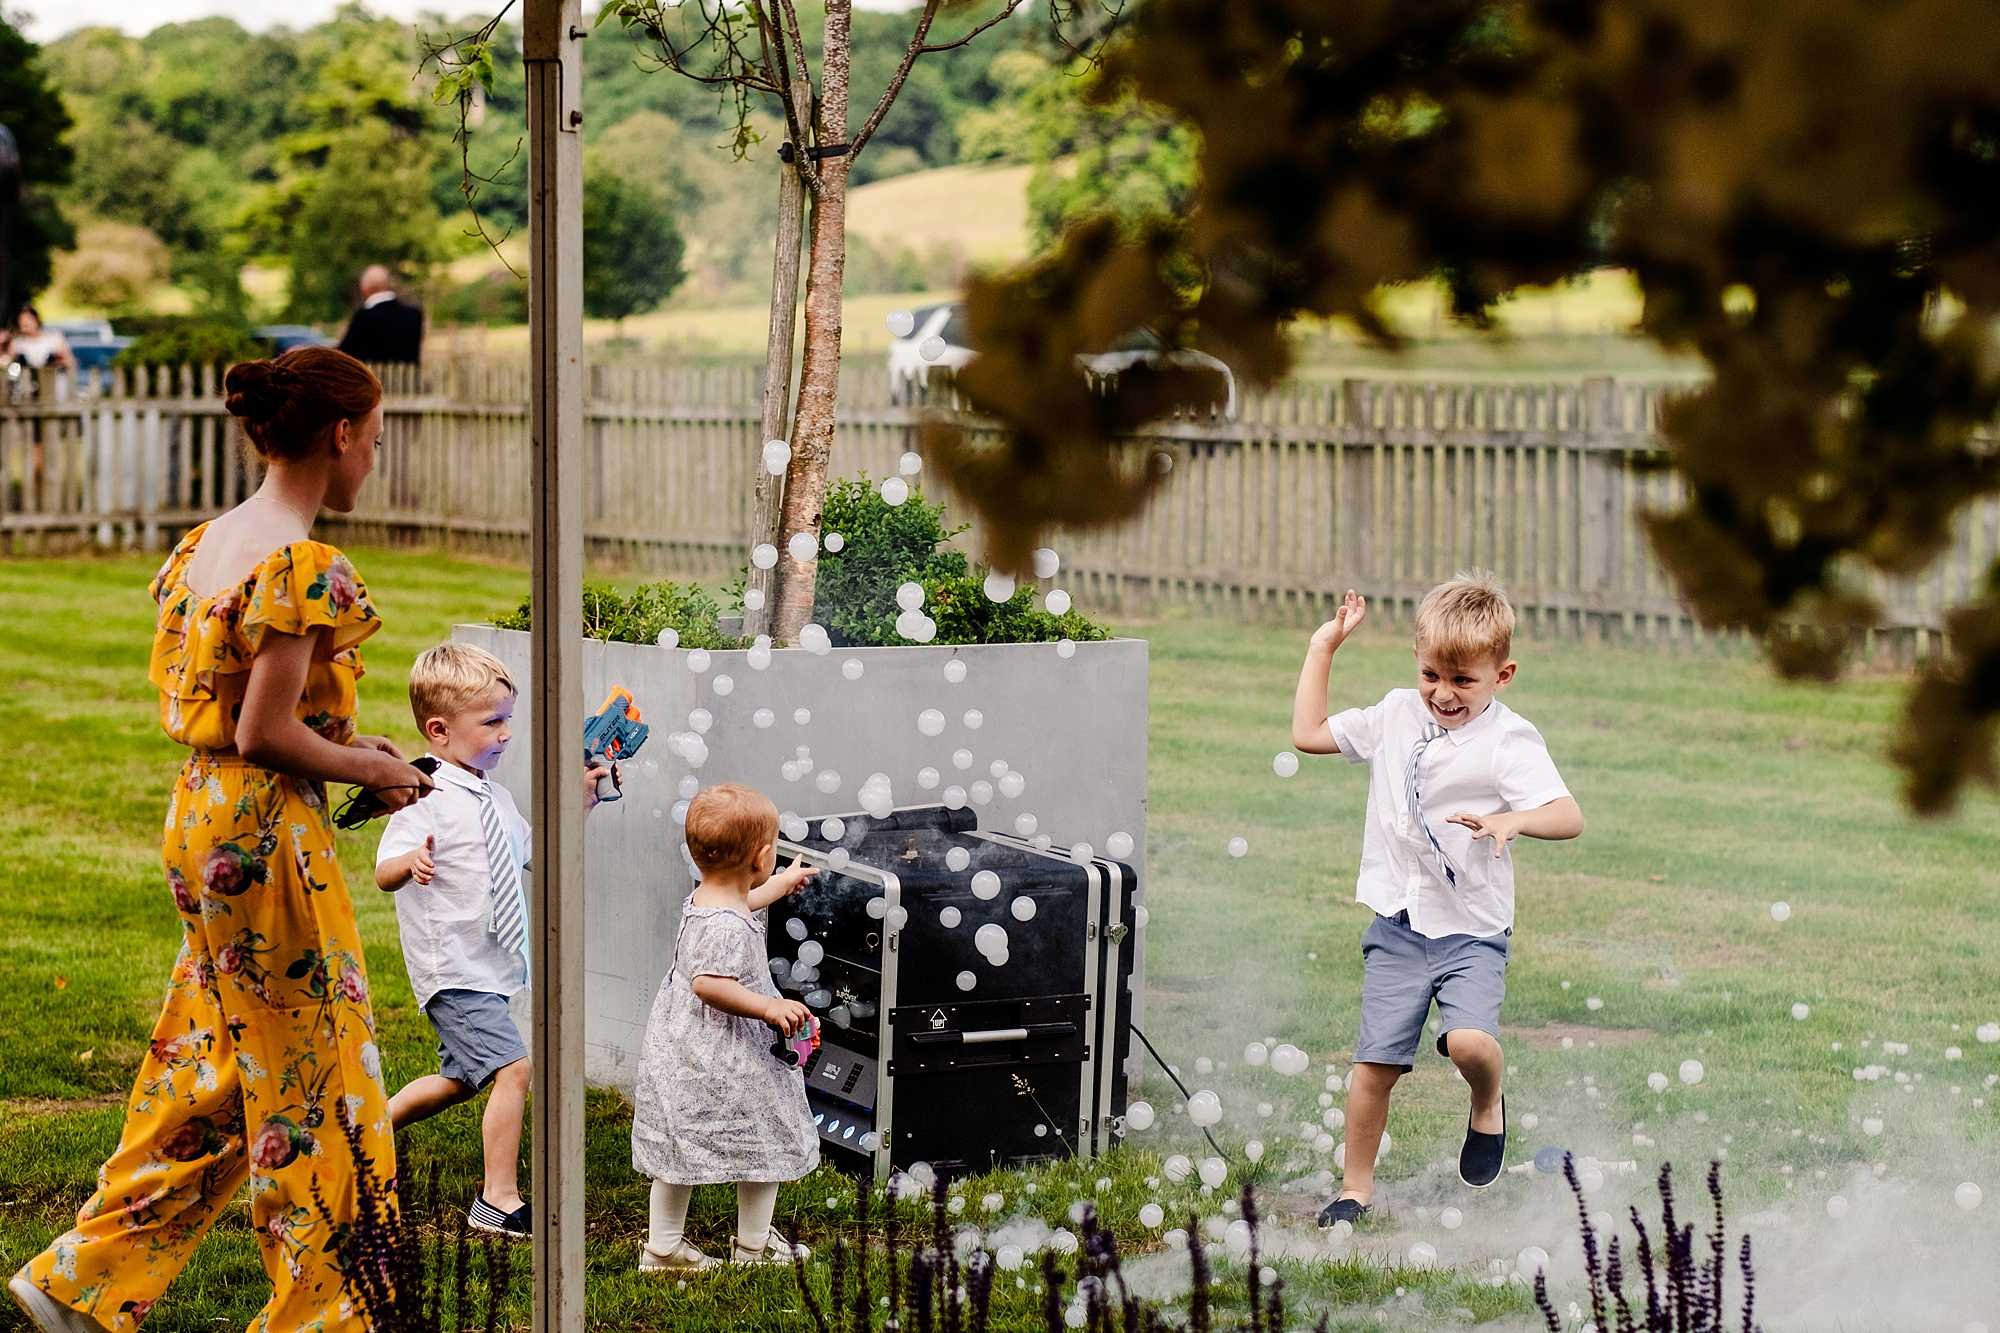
[631,782,820,1270]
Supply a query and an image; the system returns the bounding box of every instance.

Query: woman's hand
[764,997,812,1037]
[350,733,405,761]
[367,754,434,813]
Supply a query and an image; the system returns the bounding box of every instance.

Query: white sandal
[638,1238,717,1273]
[731,1227,810,1265]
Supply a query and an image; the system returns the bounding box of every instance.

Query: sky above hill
[10,0,919,43]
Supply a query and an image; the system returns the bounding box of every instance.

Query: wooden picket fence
[4,357,1995,658]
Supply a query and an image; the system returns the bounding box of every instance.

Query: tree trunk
[744,121,808,640]
[770,0,853,642]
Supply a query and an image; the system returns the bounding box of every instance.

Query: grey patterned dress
[630,901,820,1184]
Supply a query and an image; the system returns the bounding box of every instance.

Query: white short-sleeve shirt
[377,756,532,1008]
[1328,689,1570,940]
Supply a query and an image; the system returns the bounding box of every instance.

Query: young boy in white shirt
[375,643,610,1237]
[1290,571,1584,1226]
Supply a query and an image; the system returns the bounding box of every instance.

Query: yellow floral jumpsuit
[15,524,398,1331]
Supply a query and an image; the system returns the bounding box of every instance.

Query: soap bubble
[816,770,842,794]
[1198,1157,1228,1189]
[920,335,948,362]
[1792,1003,1811,1021]
[917,708,946,737]
[1010,896,1038,922]
[939,906,961,928]
[1163,1154,1192,1182]
[681,736,709,768]
[1126,1101,1156,1131]
[955,970,977,992]
[712,674,734,696]
[1516,1247,1550,1276]
[1272,752,1300,778]
[1648,1072,1670,1093]
[1068,843,1093,865]
[881,477,909,506]
[1977,1023,2000,1044]
[952,749,975,771]
[1440,1206,1464,1230]
[787,532,819,565]
[999,771,1026,799]
[798,941,824,966]
[824,532,844,552]
[686,649,711,673]
[1138,1203,1164,1228]
[866,897,888,920]
[1826,1195,1850,1219]
[909,615,937,643]
[1862,1116,1883,1136]
[971,870,1002,900]
[677,775,700,798]
[822,849,847,872]
[748,644,772,671]
[1056,638,1076,658]
[943,659,968,683]
[751,543,778,570]
[794,707,812,725]
[1186,1090,1223,1127]
[656,627,680,649]
[918,766,941,790]
[1954,1181,1983,1211]
[963,709,985,730]
[1679,1060,1705,1085]
[688,708,714,734]
[888,309,916,338]
[1014,813,1038,836]
[945,846,970,872]
[983,571,1016,602]
[1029,547,1062,579]
[753,708,775,729]
[1269,1044,1309,1076]
[785,917,809,941]
[744,589,765,611]
[762,439,791,475]
[1244,1042,1269,1066]
[1107,831,1135,859]
[821,817,846,841]
[897,581,926,612]
[1769,901,1791,922]
[1407,1242,1438,1267]
[842,658,865,681]
[1227,836,1249,858]
[942,785,967,809]
[975,924,1009,956]
[899,451,923,476]
[1046,589,1072,616]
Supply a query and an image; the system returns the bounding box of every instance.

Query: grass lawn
[2,546,1997,1331]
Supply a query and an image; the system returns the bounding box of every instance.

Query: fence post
[1579,376,1618,637]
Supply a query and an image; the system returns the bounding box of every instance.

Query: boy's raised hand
[1309,589,1368,652]
[1448,810,1522,858]
[412,834,436,885]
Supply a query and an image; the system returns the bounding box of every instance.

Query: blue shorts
[1353,911,1509,1071]
[425,989,528,1091]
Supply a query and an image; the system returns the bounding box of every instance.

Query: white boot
[638,1238,717,1273]
[731,1227,810,1265]
[9,1277,108,1333]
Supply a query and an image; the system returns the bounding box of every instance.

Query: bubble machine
[771,804,1137,1180]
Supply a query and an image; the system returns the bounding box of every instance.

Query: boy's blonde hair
[684,783,779,875]
[409,643,516,730]
[1413,570,1515,668]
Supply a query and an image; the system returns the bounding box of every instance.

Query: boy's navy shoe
[469,1196,532,1238]
[1316,1196,1372,1228]
[1459,1097,1506,1188]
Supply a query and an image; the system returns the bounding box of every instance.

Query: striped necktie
[1407,721,1459,889]
[475,781,529,965]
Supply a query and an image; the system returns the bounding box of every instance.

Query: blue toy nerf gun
[583,686,648,803]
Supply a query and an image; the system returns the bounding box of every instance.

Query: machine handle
[909,1021,1077,1047]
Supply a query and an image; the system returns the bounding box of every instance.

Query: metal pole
[522,5,586,1330]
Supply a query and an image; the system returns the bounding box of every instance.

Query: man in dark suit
[337,265,424,365]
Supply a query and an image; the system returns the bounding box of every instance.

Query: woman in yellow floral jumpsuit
[11,349,433,1333]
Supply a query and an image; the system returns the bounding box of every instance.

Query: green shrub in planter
[492,580,744,649]
[921,573,1110,646]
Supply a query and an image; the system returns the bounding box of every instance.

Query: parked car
[885,301,1236,417]
[253,325,335,355]
[49,319,134,373]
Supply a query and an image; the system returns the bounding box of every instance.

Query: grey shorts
[426,988,528,1091]
[1353,911,1509,1071]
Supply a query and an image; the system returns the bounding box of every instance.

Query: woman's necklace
[251,490,319,528]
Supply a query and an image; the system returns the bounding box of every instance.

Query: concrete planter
[451,626,1149,1091]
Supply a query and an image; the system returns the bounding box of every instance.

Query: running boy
[375,642,610,1237]
[1290,572,1583,1226]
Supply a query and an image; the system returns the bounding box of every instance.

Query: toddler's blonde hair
[1413,570,1515,668]
[685,783,780,876]
[409,642,516,731]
